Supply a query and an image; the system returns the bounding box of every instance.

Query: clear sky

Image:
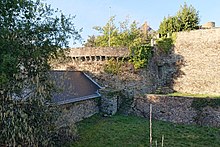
[45,0,220,47]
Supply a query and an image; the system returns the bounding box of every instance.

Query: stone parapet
[69,47,129,57]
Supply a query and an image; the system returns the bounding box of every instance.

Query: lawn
[70,114,220,147]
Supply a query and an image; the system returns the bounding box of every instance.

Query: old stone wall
[69,47,129,59]
[57,98,99,124]
[54,29,220,95]
[132,95,220,127]
[53,29,220,125]
[172,28,220,94]
[52,57,159,96]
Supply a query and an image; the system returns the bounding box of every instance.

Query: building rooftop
[51,70,102,105]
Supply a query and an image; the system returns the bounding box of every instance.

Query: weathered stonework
[132,94,220,127]
[53,28,220,125]
[57,98,99,124]
[99,88,134,116]
[67,47,129,62]
[99,89,118,116]
[52,59,159,96]
[172,28,220,94]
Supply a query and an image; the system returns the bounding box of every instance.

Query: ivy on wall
[129,45,153,69]
[156,33,176,54]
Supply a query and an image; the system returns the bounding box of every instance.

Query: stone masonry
[53,28,220,126]
[173,28,220,95]
[132,94,220,127]
[57,98,99,124]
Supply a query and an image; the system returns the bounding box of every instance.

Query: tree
[84,16,148,48]
[84,17,154,69]
[158,3,199,36]
[176,3,199,31]
[93,16,120,47]
[84,35,96,47]
[0,0,80,146]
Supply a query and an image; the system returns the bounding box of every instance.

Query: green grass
[167,92,220,98]
[70,114,220,147]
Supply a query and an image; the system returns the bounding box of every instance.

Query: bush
[156,38,173,53]
[0,0,80,146]
[129,45,153,69]
[104,58,122,74]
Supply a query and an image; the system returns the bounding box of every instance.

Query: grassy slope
[70,114,220,147]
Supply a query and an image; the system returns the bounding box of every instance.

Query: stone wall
[54,29,220,95]
[68,47,129,62]
[57,98,99,124]
[52,57,159,96]
[172,28,220,95]
[132,94,220,127]
[53,29,220,125]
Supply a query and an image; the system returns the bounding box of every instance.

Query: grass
[167,92,220,98]
[70,114,220,147]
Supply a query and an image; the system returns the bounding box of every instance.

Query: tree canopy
[84,16,154,70]
[84,16,152,48]
[158,3,199,36]
[0,0,80,146]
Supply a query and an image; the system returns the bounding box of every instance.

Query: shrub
[156,38,173,53]
[129,45,153,69]
[104,58,122,74]
[0,0,80,146]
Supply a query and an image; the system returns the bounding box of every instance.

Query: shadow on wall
[152,45,185,94]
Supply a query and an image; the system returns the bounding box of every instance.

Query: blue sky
[45,0,220,47]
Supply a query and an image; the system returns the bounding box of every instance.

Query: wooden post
[150,104,152,147]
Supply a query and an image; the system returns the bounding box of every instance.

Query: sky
[45,0,220,47]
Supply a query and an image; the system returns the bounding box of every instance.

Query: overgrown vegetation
[104,58,122,74]
[156,37,174,53]
[84,16,151,48]
[0,0,80,146]
[129,45,153,69]
[158,3,199,37]
[85,16,154,69]
[71,114,220,147]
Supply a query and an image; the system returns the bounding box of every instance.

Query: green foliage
[83,35,96,47]
[104,58,122,74]
[158,3,199,36]
[176,3,200,31]
[85,16,148,48]
[158,16,179,37]
[85,17,154,70]
[72,114,220,146]
[0,0,80,146]
[129,45,153,69]
[156,37,173,53]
